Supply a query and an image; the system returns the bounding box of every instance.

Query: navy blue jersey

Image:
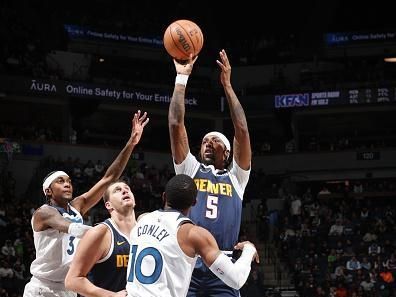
[52,204,83,223]
[191,166,242,250]
[88,219,130,291]
[174,153,250,251]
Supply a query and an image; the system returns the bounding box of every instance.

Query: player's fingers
[216,60,225,70]
[139,111,147,122]
[142,117,150,127]
[221,49,230,66]
[132,112,138,125]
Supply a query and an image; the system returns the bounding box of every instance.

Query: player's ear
[224,150,230,161]
[161,192,166,207]
[104,201,112,210]
[45,188,52,196]
[192,198,197,206]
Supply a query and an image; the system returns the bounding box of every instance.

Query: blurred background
[1,0,396,296]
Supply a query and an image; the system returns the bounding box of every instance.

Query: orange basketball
[163,19,204,61]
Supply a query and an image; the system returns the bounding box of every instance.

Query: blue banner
[64,24,163,48]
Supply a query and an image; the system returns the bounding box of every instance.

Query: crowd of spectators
[275,181,396,296]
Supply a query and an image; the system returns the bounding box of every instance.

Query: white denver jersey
[30,204,83,282]
[126,209,197,297]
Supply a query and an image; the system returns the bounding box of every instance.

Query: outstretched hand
[234,241,260,264]
[173,54,198,75]
[216,49,232,87]
[130,110,149,145]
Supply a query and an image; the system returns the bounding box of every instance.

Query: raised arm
[217,50,251,170]
[65,225,126,297]
[72,111,149,215]
[181,224,259,290]
[168,56,198,164]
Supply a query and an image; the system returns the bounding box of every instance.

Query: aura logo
[30,80,57,93]
[275,94,309,108]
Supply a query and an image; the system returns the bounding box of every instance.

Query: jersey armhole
[96,223,114,263]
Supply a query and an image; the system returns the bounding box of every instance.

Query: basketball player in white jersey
[126,174,259,297]
[23,111,149,297]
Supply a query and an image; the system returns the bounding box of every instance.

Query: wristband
[68,222,92,238]
[175,74,189,86]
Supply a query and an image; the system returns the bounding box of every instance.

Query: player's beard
[202,154,215,166]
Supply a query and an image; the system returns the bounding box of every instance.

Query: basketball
[163,19,204,61]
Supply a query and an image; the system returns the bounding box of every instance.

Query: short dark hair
[165,174,197,210]
[103,179,129,202]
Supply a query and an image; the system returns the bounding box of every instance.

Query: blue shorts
[187,257,240,297]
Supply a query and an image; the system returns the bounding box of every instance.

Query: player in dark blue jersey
[169,50,252,297]
[65,112,149,297]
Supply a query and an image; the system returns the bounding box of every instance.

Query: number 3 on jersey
[206,195,218,219]
[128,245,163,284]
[62,235,79,265]
[66,236,75,255]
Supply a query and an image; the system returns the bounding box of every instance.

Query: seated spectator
[1,240,15,257]
[379,270,394,284]
[343,239,355,257]
[328,249,337,267]
[318,186,331,196]
[361,207,369,220]
[363,230,378,242]
[83,160,95,178]
[335,282,348,297]
[368,242,382,257]
[353,182,363,193]
[311,214,321,227]
[333,265,346,280]
[315,286,327,296]
[94,159,105,177]
[0,260,13,278]
[343,219,354,236]
[346,255,361,271]
[361,257,372,270]
[302,187,313,204]
[300,221,311,237]
[360,276,375,292]
[335,241,344,257]
[329,219,344,236]
[383,253,396,270]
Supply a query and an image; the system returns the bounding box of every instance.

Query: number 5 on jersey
[206,195,218,219]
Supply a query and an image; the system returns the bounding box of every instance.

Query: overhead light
[99,58,105,63]
[384,57,396,62]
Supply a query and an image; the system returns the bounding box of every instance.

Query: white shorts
[23,277,77,297]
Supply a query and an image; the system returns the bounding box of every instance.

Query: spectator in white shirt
[1,240,15,257]
[0,260,14,278]
[329,219,344,236]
